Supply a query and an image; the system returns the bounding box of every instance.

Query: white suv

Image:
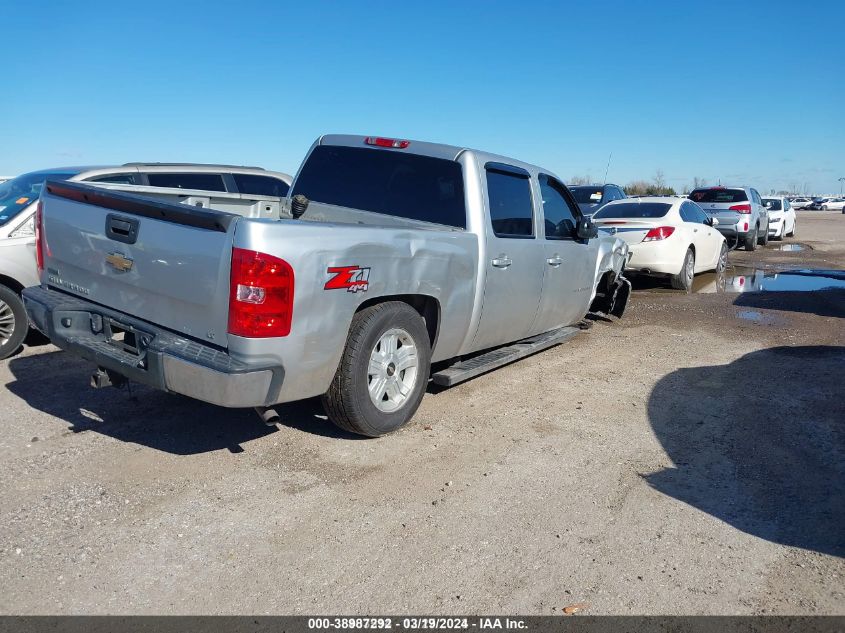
[0,163,292,359]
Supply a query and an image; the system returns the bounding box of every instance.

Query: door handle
[546,255,563,267]
[491,256,512,269]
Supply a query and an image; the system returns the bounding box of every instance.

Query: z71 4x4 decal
[325,266,371,293]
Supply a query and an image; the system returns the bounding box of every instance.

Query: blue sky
[2,0,843,194]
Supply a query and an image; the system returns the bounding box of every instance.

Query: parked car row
[0,136,812,435]
[789,196,845,210]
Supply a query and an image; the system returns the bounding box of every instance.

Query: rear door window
[689,188,748,204]
[86,173,139,185]
[539,174,578,239]
[146,173,226,191]
[485,164,534,238]
[232,173,290,197]
[291,145,466,228]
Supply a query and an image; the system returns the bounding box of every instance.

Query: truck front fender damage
[589,235,630,318]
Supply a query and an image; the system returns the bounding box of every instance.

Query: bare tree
[568,175,592,185]
[654,170,666,191]
[692,176,707,189]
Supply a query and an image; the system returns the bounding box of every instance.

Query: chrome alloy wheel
[368,328,419,413]
[0,298,15,348]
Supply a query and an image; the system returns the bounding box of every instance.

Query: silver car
[0,163,292,359]
[688,186,769,251]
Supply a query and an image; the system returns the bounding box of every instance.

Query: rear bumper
[22,286,282,408]
[625,240,684,276]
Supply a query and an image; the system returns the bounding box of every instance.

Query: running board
[430,326,581,387]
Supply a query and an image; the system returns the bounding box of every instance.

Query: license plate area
[104,318,149,358]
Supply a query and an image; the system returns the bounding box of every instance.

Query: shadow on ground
[6,350,357,454]
[734,288,845,319]
[646,345,845,557]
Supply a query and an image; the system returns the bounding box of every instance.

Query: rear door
[40,181,238,344]
[681,201,719,270]
[470,163,544,351]
[532,174,594,331]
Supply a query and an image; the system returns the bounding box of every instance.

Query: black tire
[0,285,28,361]
[670,248,695,291]
[716,242,728,273]
[744,226,758,251]
[322,301,431,437]
[758,223,769,246]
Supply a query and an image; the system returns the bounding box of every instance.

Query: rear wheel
[670,248,695,292]
[744,226,758,251]
[0,285,27,361]
[322,301,431,437]
[758,224,769,246]
[716,243,728,273]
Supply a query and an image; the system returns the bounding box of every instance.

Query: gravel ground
[0,212,843,615]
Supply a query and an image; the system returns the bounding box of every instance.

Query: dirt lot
[1,212,843,615]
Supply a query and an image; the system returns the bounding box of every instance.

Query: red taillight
[228,248,294,338]
[743,222,749,231]
[364,136,410,149]
[730,204,752,213]
[35,201,44,274]
[642,226,675,242]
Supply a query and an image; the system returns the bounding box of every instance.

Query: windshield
[593,202,672,219]
[763,198,783,211]
[689,188,748,204]
[0,171,78,227]
[568,186,604,204]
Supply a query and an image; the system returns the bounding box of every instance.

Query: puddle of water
[636,268,845,294]
[736,309,777,324]
[726,268,845,293]
[771,243,807,252]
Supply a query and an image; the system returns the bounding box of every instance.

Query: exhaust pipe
[255,406,281,426]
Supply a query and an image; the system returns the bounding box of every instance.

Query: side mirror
[576,217,599,240]
[709,217,719,227]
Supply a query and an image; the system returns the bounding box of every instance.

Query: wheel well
[356,295,440,349]
[0,275,25,295]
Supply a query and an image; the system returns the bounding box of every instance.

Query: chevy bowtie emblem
[105,252,133,273]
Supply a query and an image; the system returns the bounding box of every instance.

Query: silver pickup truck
[24,135,630,437]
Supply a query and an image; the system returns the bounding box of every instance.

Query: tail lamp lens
[228,248,294,338]
[730,204,752,213]
[642,226,675,242]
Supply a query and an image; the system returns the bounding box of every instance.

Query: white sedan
[762,196,797,239]
[592,196,727,291]
[821,198,845,211]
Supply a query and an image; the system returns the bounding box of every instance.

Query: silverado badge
[105,252,134,273]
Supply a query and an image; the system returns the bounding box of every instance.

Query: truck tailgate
[40,181,238,345]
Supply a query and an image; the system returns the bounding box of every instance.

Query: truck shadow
[645,345,845,557]
[5,350,355,454]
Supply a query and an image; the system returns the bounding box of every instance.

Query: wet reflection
[634,268,845,294]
